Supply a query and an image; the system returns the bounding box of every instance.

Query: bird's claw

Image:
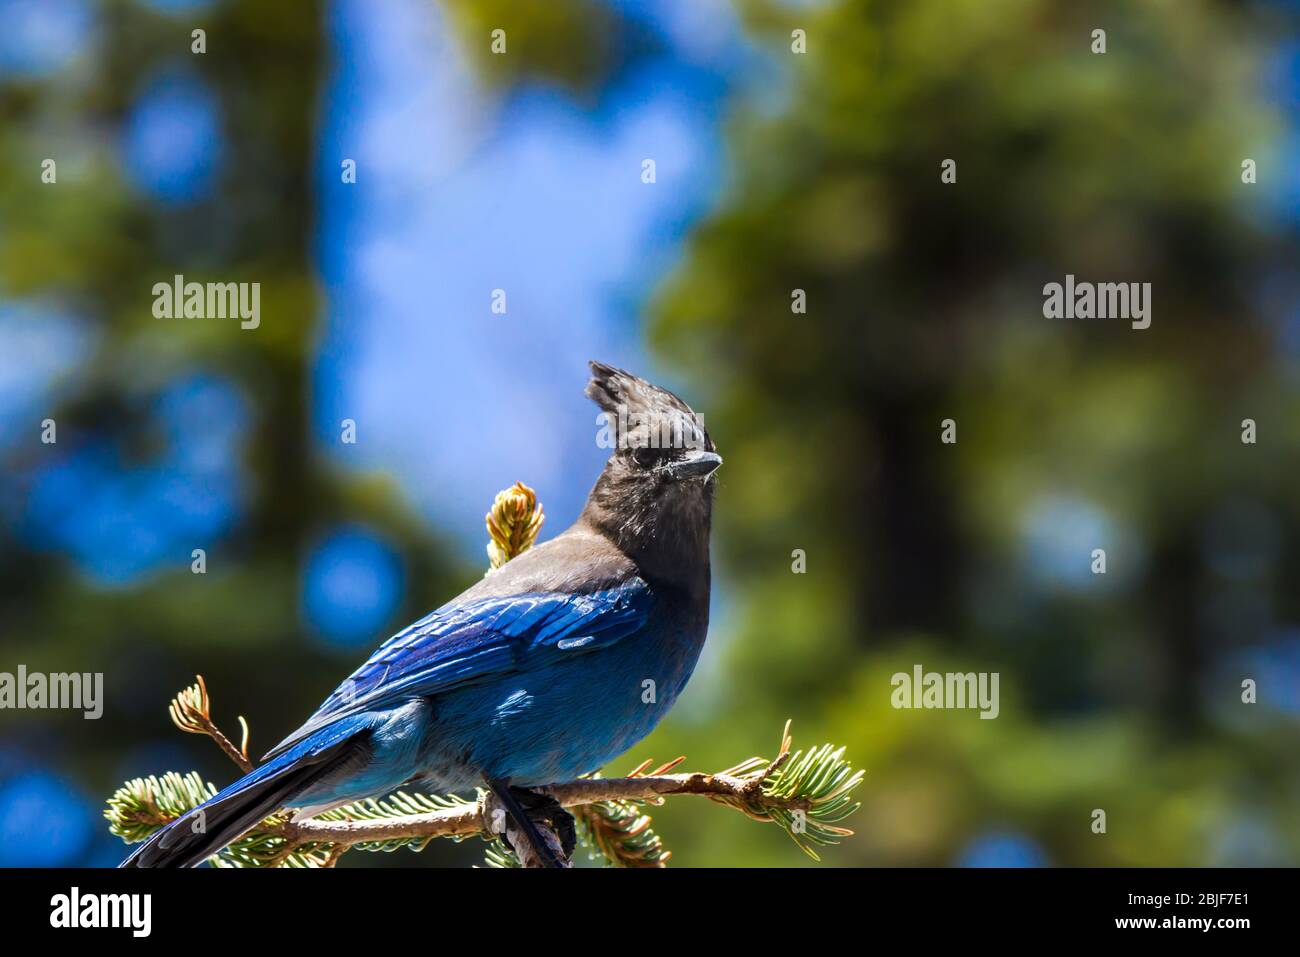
[481,781,575,867]
[502,787,576,862]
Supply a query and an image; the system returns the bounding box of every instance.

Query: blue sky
[313,0,743,549]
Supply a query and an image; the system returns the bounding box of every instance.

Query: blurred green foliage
[443,0,627,95]
[641,0,1300,865]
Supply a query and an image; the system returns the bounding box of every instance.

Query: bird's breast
[422,594,709,790]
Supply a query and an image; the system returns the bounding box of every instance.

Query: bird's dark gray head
[579,360,720,585]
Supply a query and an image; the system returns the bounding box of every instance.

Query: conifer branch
[105,714,862,865]
[168,675,253,773]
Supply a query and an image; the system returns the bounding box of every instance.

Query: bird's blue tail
[120,722,364,868]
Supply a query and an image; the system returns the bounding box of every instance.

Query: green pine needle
[575,799,671,867]
[760,741,864,859]
[480,837,522,868]
[710,723,865,861]
[104,771,216,844]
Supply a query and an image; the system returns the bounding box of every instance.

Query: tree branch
[279,768,814,849]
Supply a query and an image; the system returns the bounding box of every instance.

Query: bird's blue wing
[263,579,652,760]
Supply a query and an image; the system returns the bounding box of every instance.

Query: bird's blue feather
[264,580,653,760]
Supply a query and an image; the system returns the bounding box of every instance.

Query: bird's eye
[632,447,659,469]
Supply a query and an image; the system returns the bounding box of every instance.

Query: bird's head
[581,361,720,576]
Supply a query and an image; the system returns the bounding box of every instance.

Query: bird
[122,360,721,868]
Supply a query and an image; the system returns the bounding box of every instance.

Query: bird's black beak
[667,449,723,481]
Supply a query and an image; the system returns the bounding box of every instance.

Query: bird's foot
[482,779,575,868]
[507,786,576,861]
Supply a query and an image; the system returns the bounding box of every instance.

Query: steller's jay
[122,361,721,867]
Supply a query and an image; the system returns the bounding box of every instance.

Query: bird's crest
[586,360,711,453]
[586,360,695,417]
